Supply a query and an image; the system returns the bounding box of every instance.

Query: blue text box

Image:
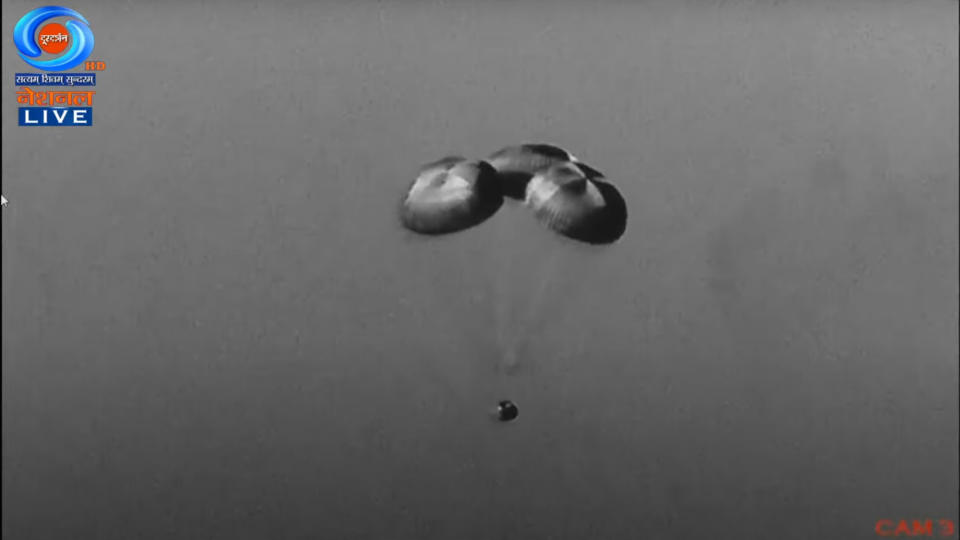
[19,107,93,126]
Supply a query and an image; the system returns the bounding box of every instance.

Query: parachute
[525,162,628,245]
[486,143,606,200]
[399,156,503,235]
[398,144,628,416]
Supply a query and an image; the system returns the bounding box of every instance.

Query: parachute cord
[497,245,565,373]
[491,204,516,368]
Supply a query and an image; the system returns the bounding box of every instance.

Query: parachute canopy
[399,144,626,244]
[525,162,627,245]
[487,143,606,200]
[399,156,503,235]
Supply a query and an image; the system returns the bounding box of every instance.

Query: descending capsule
[399,156,504,235]
[493,400,519,422]
[487,143,605,200]
[525,161,627,245]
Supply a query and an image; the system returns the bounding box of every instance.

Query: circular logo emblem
[13,6,95,72]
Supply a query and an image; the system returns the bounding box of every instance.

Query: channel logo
[13,6,103,126]
[13,6,94,72]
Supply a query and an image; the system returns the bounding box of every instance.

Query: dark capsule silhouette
[399,156,504,235]
[487,143,605,200]
[525,162,627,245]
[495,400,519,422]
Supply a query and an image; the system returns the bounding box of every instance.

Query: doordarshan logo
[13,6,94,72]
[14,6,102,126]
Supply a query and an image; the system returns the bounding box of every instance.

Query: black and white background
[2,1,958,538]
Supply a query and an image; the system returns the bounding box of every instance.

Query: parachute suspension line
[497,245,566,373]
[491,202,517,363]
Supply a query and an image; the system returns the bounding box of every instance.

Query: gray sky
[3,1,958,539]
